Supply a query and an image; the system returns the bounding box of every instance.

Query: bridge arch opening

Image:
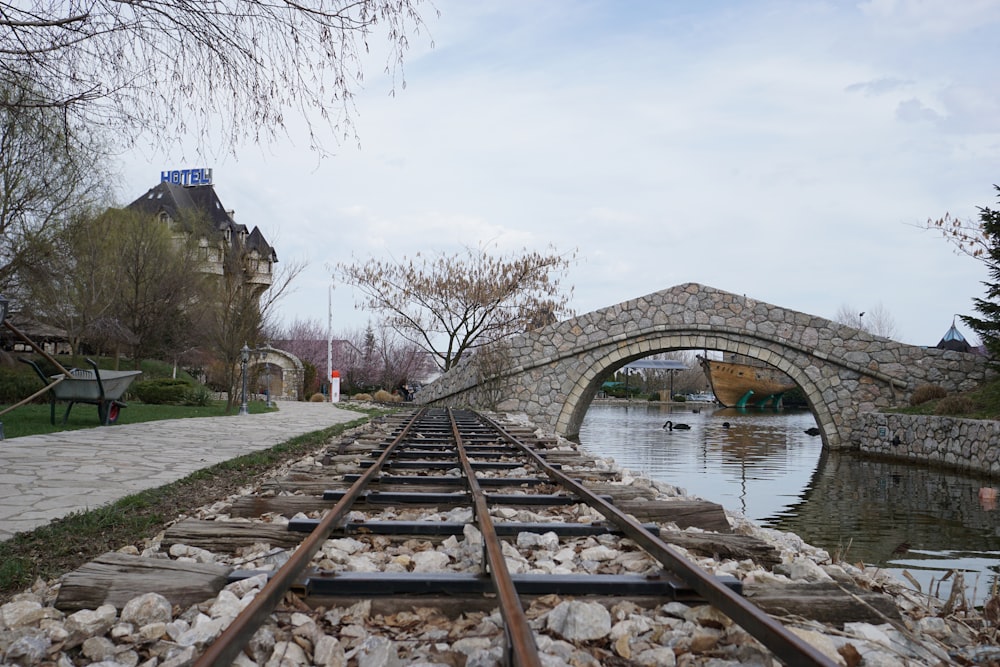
[556,332,835,446]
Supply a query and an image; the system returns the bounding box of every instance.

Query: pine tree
[962,185,1000,360]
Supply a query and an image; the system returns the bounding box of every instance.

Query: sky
[118,0,1000,348]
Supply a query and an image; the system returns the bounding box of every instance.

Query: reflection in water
[776,449,1000,601]
[579,402,1000,603]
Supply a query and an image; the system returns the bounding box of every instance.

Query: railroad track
[58,407,855,665]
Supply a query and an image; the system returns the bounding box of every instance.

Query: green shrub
[934,395,975,416]
[0,368,51,404]
[184,384,213,407]
[911,384,947,406]
[132,378,194,405]
[134,359,174,379]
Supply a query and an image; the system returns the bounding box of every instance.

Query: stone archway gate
[415,283,990,449]
[248,347,305,401]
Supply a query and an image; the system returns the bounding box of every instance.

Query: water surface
[579,401,1000,604]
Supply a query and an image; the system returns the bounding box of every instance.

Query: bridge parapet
[416,283,990,449]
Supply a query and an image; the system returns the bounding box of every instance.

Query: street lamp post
[239,343,250,416]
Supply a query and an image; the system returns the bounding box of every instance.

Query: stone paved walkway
[0,401,362,541]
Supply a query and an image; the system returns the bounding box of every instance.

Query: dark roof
[936,322,971,353]
[246,226,277,263]
[128,182,233,227]
[85,317,138,345]
[6,315,66,340]
[126,182,277,262]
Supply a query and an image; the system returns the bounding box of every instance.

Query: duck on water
[662,420,691,430]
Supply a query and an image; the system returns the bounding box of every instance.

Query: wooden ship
[697,355,796,408]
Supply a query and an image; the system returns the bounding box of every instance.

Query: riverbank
[2,408,998,665]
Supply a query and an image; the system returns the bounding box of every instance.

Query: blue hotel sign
[161,168,213,186]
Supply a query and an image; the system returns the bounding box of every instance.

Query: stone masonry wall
[856,412,1000,476]
[417,283,991,448]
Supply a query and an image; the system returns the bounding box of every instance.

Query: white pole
[327,283,333,402]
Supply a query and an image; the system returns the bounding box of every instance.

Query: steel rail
[447,409,543,667]
[194,408,428,667]
[478,412,839,667]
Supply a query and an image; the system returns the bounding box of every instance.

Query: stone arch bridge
[415,283,989,449]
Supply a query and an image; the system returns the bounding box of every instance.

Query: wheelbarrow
[21,358,142,425]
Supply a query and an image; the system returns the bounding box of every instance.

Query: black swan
[722,422,731,428]
[804,427,820,436]
[663,420,691,430]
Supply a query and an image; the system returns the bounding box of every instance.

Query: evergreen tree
[961,185,1000,360]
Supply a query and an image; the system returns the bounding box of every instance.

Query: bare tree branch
[0,0,435,154]
[833,302,899,340]
[335,244,577,371]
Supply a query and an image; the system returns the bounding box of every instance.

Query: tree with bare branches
[0,0,434,153]
[269,317,329,379]
[833,302,899,340]
[204,241,304,411]
[925,206,992,262]
[927,185,1000,360]
[0,89,109,296]
[105,208,205,365]
[20,207,200,363]
[17,207,115,357]
[335,245,576,371]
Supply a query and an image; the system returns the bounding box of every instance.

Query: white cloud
[858,0,1000,35]
[845,78,914,97]
[896,98,944,124]
[119,0,996,347]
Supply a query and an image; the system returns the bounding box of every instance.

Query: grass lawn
[0,354,281,439]
[0,400,275,439]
